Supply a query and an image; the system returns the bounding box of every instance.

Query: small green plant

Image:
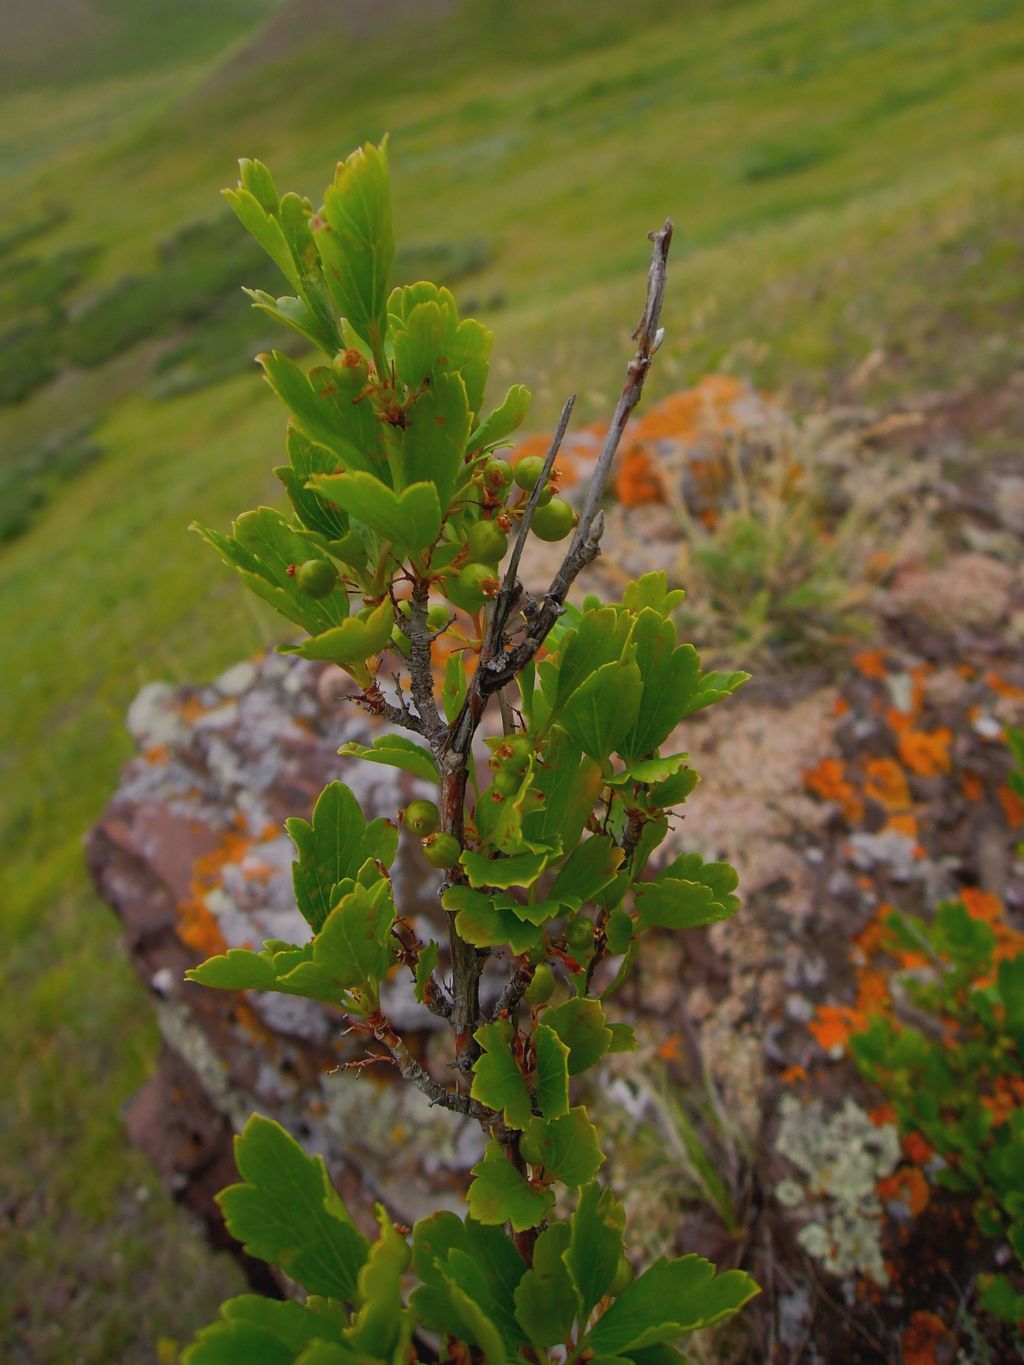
[181,141,757,1361]
[671,441,871,667]
[849,900,1024,1324]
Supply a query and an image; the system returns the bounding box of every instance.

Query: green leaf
[553,608,633,709]
[472,1020,533,1129]
[275,429,350,541]
[246,288,339,357]
[468,1141,555,1231]
[414,941,440,1005]
[411,1212,526,1349]
[622,570,687,617]
[442,650,467,723]
[468,384,531,453]
[217,1116,368,1301]
[224,185,301,293]
[283,882,394,1006]
[660,852,739,907]
[446,888,543,956]
[607,754,690,788]
[259,352,378,475]
[523,1108,604,1187]
[532,1024,570,1120]
[649,767,701,809]
[402,370,471,507]
[679,669,749,718]
[543,998,613,1076]
[461,845,560,891]
[317,142,394,360]
[346,1206,410,1356]
[586,1256,759,1353]
[513,1222,576,1349]
[281,598,393,670]
[525,727,603,854]
[182,1295,345,1365]
[564,1182,625,1323]
[438,1273,509,1365]
[634,879,729,930]
[287,781,377,933]
[608,1022,637,1053]
[618,612,698,761]
[549,836,625,908]
[562,659,643,762]
[337,734,438,785]
[311,471,442,554]
[187,946,280,994]
[194,510,348,637]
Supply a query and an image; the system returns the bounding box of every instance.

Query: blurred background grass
[1,0,1023,1356]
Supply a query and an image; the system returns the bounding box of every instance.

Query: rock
[88,652,481,1263]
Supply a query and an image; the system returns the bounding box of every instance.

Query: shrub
[849,898,1024,1324]
[180,142,758,1360]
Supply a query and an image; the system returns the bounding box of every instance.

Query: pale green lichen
[774,1094,901,1286]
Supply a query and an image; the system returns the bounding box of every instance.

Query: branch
[372,1015,476,1115]
[401,579,446,743]
[348,680,427,736]
[489,957,536,1022]
[486,394,576,659]
[479,219,673,694]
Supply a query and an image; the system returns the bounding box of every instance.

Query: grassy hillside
[1,0,1023,1356]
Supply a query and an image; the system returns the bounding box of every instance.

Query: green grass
[1,0,1023,1356]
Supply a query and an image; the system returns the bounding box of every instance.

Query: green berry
[482,459,512,495]
[514,455,546,491]
[492,766,522,796]
[523,962,556,1006]
[295,558,337,598]
[391,625,412,659]
[427,604,451,633]
[405,799,440,837]
[530,497,576,543]
[491,735,532,774]
[466,519,508,565]
[422,832,461,869]
[454,562,500,610]
[566,916,594,954]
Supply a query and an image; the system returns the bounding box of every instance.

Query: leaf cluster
[850,901,1024,1324]
[185,1117,757,1364]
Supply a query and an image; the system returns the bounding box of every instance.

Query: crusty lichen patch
[774,1094,901,1287]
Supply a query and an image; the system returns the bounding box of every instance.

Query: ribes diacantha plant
[182,140,757,1363]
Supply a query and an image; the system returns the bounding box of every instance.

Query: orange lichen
[854,649,888,680]
[657,1033,684,1062]
[960,771,984,802]
[985,670,1024,700]
[877,1166,930,1216]
[809,1003,862,1051]
[869,1102,897,1126]
[900,1310,951,1365]
[177,831,254,959]
[961,888,1003,924]
[896,727,952,777]
[780,1063,807,1085]
[177,695,211,724]
[614,446,664,507]
[804,757,864,823]
[901,1131,934,1165]
[144,744,170,765]
[863,757,912,812]
[998,783,1024,829]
